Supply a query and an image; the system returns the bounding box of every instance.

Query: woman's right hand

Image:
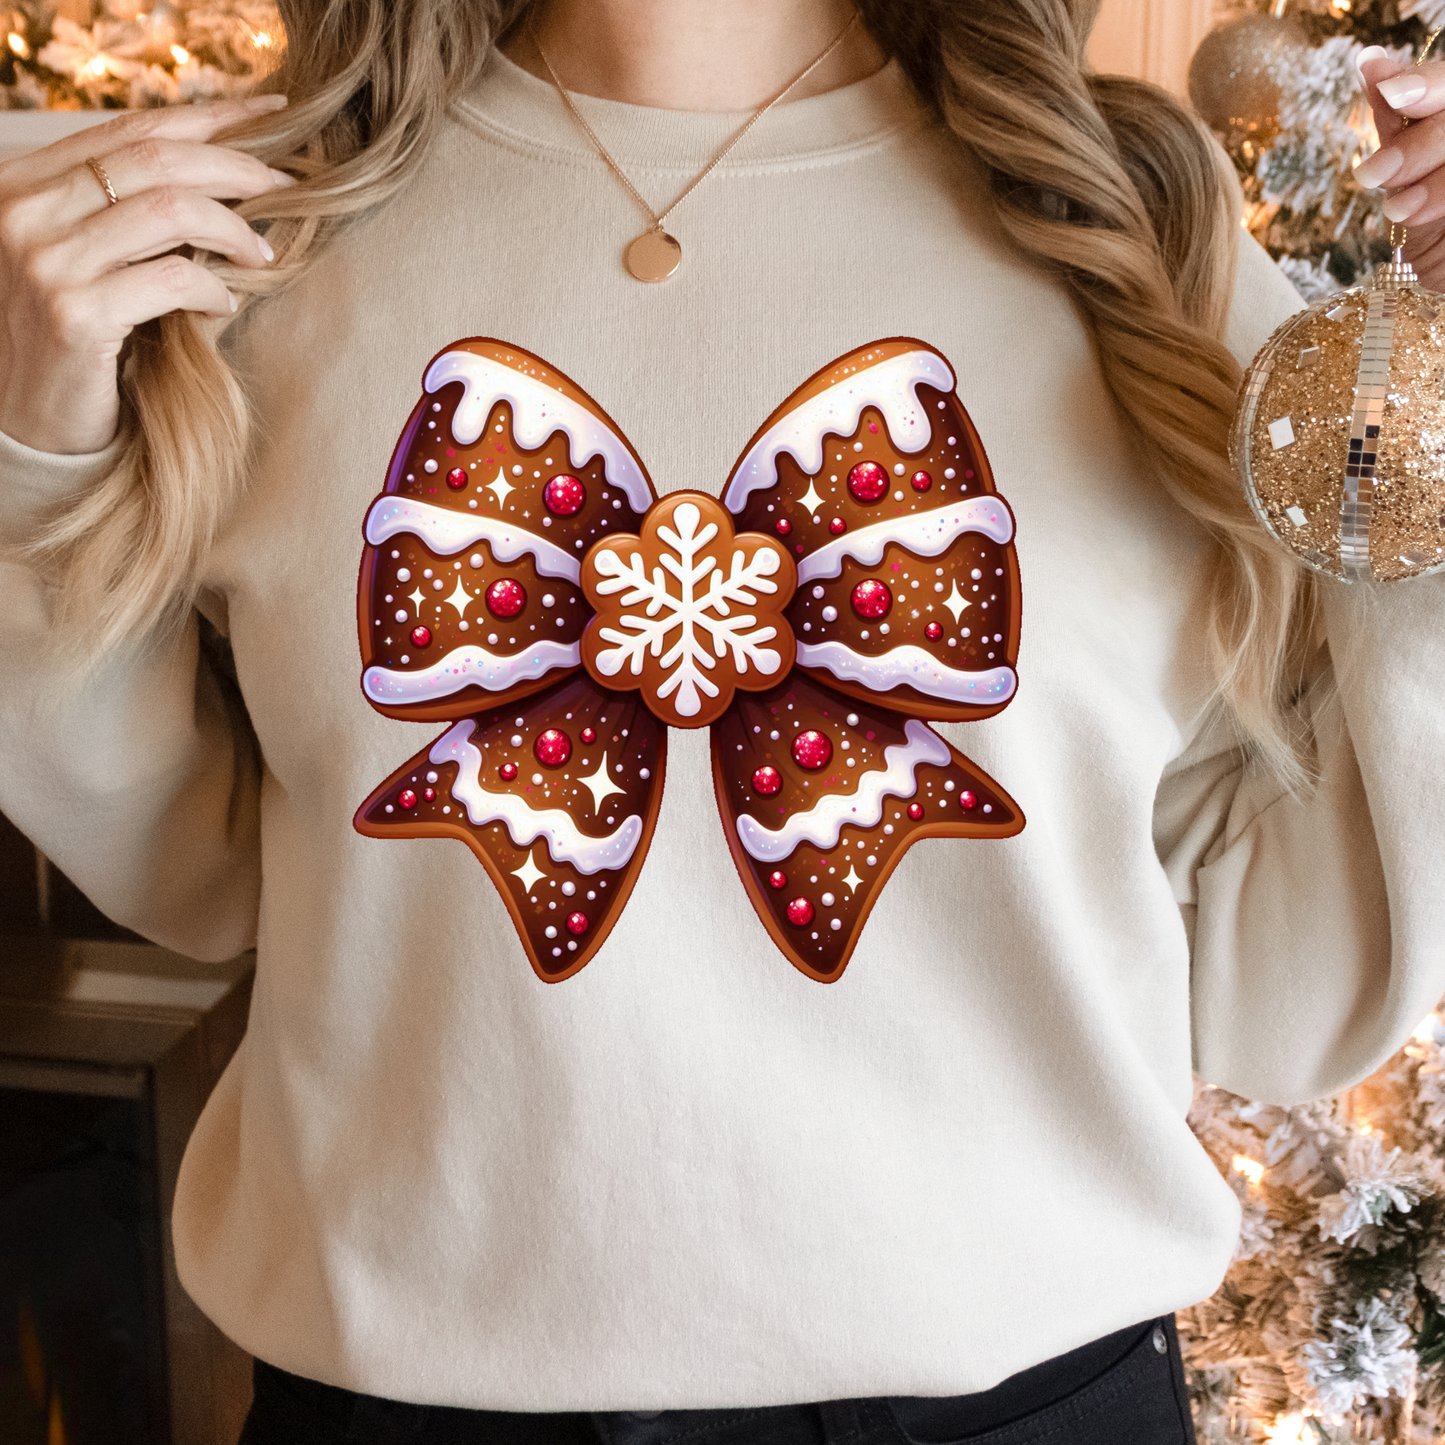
[0,94,292,456]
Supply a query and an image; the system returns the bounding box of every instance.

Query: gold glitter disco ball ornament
[1232,251,1445,582]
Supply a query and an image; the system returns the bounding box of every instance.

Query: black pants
[238,1313,1196,1444]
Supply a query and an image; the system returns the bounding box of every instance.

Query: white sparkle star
[487,467,515,506]
[445,580,473,618]
[407,586,427,616]
[842,865,864,894]
[943,582,971,624]
[799,481,825,516]
[578,752,626,811]
[511,852,545,894]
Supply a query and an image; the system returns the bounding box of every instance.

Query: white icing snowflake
[587,500,789,721]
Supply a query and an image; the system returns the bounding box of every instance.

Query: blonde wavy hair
[32,0,1313,780]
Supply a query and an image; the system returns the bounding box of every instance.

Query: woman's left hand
[1357,49,1445,289]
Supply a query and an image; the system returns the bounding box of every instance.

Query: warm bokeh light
[170,43,189,65]
[1267,1414,1313,1445]
[1232,1154,1265,1187]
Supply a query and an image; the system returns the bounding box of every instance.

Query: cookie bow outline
[355,338,1025,983]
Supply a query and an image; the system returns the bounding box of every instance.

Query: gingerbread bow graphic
[355,338,1024,983]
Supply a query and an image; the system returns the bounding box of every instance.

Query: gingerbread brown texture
[358,339,654,724]
[355,673,666,983]
[726,337,1021,724]
[711,672,1023,984]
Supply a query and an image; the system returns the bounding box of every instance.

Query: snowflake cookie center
[579,493,798,728]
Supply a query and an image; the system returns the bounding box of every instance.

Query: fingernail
[257,235,274,262]
[1356,44,1388,78]
[229,291,239,313]
[1355,145,1403,188]
[1383,184,1427,222]
[268,168,297,187]
[1379,74,1427,108]
[246,93,289,110]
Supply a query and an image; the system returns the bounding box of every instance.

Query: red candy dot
[828,517,847,535]
[911,470,932,492]
[907,801,924,821]
[851,579,892,620]
[410,625,432,648]
[847,461,888,503]
[486,578,526,618]
[792,730,832,770]
[786,897,815,927]
[924,621,944,641]
[775,517,792,536]
[535,729,571,767]
[580,726,596,744]
[752,765,782,796]
[423,786,436,802]
[499,762,518,781]
[446,467,467,490]
[398,788,418,810]
[768,870,787,890]
[544,474,586,515]
[960,790,978,811]
[566,911,589,936]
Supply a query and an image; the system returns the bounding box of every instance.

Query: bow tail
[710,674,1024,984]
[355,672,667,982]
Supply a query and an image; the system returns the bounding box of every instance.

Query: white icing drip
[796,498,1013,584]
[723,349,956,511]
[425,351,653,512]
[363,641,580,705]
[365,497,581,581]
[735,720,949,863]
[433,721,642,874]
[796,640,1016,706]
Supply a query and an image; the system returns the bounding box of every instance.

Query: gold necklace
[530,10,861,283]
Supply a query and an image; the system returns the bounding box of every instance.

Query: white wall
[1089,0,1219,96]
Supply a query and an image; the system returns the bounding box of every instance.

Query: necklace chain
[530,9,860,236]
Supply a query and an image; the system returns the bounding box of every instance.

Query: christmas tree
[1193,0,1444,300]
[0,0,281,110]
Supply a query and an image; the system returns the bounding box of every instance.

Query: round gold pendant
[624,229,681,283]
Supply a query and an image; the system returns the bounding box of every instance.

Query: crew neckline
[455,47,925,172]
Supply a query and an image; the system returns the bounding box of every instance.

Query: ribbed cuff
[0,425,125,549]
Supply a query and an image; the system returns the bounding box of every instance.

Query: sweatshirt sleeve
[1154,235,1445,1105]
[0,429,261,962]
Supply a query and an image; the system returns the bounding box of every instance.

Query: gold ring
[85,156,118,206]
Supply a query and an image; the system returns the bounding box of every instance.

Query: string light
[1266,1414,1315,1445]
[6,31,26,58]
[170,43,189,65]
[87,54,106,77]
[1232,1154,1265,1186]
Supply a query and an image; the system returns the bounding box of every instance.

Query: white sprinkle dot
[424,459,438,473]
[812,585,825,599]
[821,893,835,906]
[396,568,411,583]
[562,882,576,896]
[511,464,523,475]
[640,768,650,780]
[822,606,838,622]
[830,919,842,931]
[469,554,483,568]
[531,773,543,785]
[426,771,437,784]
[545,926,557,939]
[542,593,555,607]
[846,713,859,726]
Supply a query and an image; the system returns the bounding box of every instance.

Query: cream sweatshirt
[1,53,1442,1412]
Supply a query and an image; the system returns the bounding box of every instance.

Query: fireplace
[0,813,254,1444]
